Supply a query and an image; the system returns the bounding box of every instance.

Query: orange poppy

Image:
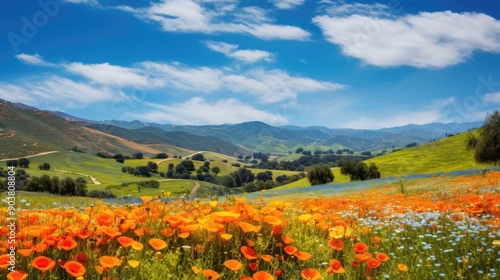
[264,215,282,226]
[57,238,78,251]
[97,226,121,239]
[353,242,368,253]
[239,222,258,233]
[224,259,243,271]
[202,269,220,279]
[355,252,372,262]
[281,235,295,244]
[327,259,345,274]
[160,228,174,238]
[241,246,258,260]
[294,251,312,261]
[148,238,167,251]
[98,256,122,269]
[140,196,154,204]
[131,241,144,250]
[252,270,275,280]
[32,256,56,271]
[284,245,298,255]
[16,249,33,258]
[327,239,344,251]
[6,270,28,280]
[301,268,321,280]
[117,236,134,248]
[366,258,381,269]
[261,254,273,262]
[220,233,232,243]
[376,253,389,262]
[63,261,86,278]
[0,254,12,269]
[398,263,408,272]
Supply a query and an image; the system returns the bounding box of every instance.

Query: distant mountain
[5,101,485,156]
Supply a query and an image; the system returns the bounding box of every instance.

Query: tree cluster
[338,159,381,181]
[25,175,87,196]
[467,110,500,165]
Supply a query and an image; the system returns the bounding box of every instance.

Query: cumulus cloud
[0,76,125,108]
[313,6,500,68]
[119,0,310,40]
[483,91,500,103]
[128,97,288,125]
[15,53,56,67]
[63,62,156,88]
[205,41,273,63]
[270,0,306,10]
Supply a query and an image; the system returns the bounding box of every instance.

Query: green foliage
[339,159,381,181]
[472,110,500,164]
[191,153,205,161]
[38,162,51,170]
[19,158,30,168]
[306,164,334,185]
[231,168,255,187]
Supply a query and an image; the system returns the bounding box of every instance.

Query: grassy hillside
[365,131,493,177]
[0,100,163,158]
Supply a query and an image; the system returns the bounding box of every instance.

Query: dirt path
[155,151,207,165]
[54,169,101,185]
[1,151,59,161]
[189,182,201,199]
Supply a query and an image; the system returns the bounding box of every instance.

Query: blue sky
[1,0,499,129]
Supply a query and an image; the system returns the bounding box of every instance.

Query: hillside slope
[0,100,163,158]
[365,131,493,177]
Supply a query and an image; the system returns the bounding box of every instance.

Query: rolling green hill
[365,131,493,177]
[0,100,164,158]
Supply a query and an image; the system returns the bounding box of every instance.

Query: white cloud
[64,62,156,88]
[270,0,306,10]
[15,53,55,67]
[129,97,288,125]
[205,41,273,63]
[119,0,310,40]
[313,8,500,68]
[0,76,125,108]
[483,91,500,103]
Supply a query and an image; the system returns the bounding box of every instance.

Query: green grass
[365,132,493,177]
[274,167,351,190]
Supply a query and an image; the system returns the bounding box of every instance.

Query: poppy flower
[252,271,274,280]
[241,246,258,260]
[192,266,202,274]
[140,196,153,204]
[327,239,344,251]
[6,270,28,280]
[327,259,345,274]
[239,222,257,233]
[220,233,233,243]
[127,260,140,268]
[294,251,312,261]
[131,241,144,250]
[248,262,259,271]
[284,245,298,255]
[16,249,33,258]
[75,252,88,266]
[0,254,12,269]
[63,261,86,278]
[261,254,273,262]
[355,252,372,262]
[148,238,167,251]
[398,264,408,272]
[281,235,295,244]
[32,256,56,271]
[376,253,389,262]
[57,238,78,251]
[202,269,220,279]
[224,259,243,271]
[97,226,121,239]
[329,225,345,239]
[301,268,321,280]
[264,215,282,226]
[98,256,122,269]
[366,258,381,269]
[246,239,256,247]
[117,236,134,248]
[353,242,368,253]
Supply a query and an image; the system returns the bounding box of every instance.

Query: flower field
[1,171,499,280]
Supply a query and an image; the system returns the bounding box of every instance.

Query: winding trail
[54,169,101,185]
[155,151,207,165]
[1,151,59,161]
[189,182,201,199]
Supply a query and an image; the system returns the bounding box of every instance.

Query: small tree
[192,153,205,161]
[19,158,30,168]
[211,166,221,175]
[133,152,144,159]
[469,110,500,165]
[306,164,334,185]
